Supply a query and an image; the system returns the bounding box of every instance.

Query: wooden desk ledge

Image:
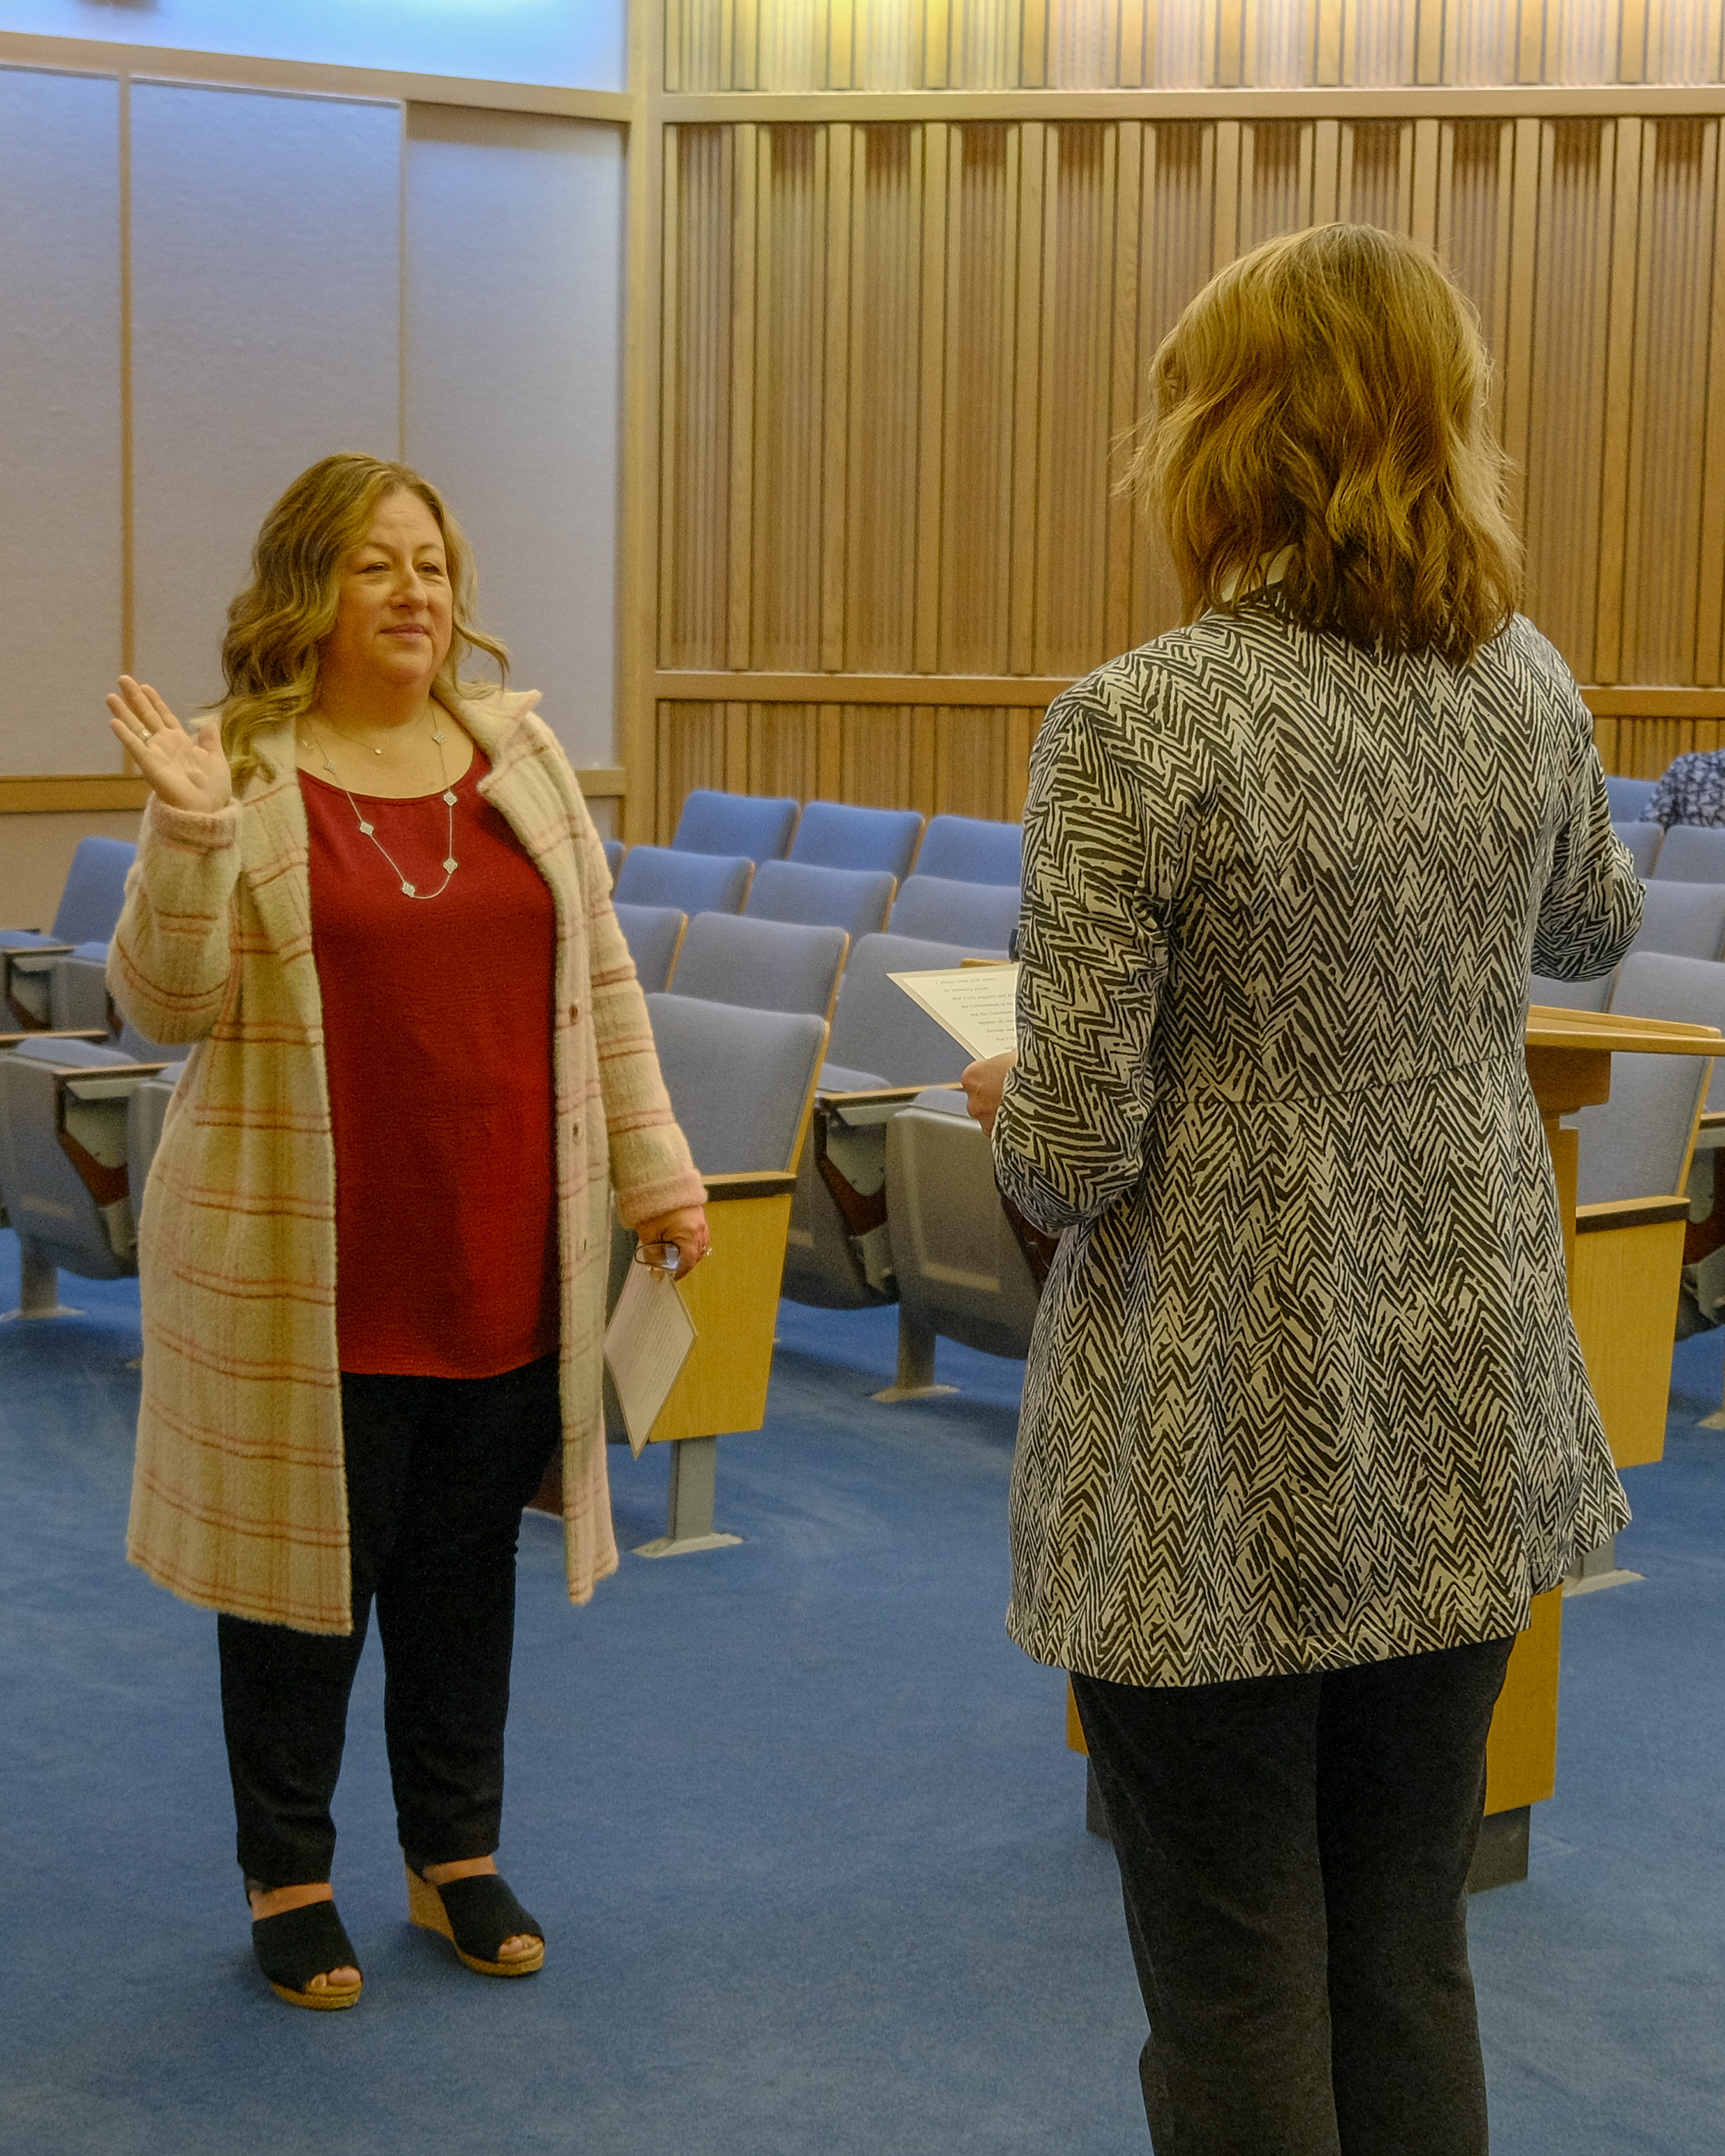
[1574,1194,1692,1235]
[702,1170,798,1202]
[1526,1006,1723,1054]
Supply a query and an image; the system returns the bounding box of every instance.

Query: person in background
[1640,747,1725,827]
[961,225,1639,2153]
[107,453,709,2011]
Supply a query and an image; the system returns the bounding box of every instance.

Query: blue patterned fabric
[993,597,1639,1688]
[1642,750,1725,828]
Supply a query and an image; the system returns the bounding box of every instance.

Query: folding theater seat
[912,813,1022,886]
[744,859,896,941]
[665,913,847,1021]
[670,789,799,861]
[888,874,1019,952]
[788,801,923,884]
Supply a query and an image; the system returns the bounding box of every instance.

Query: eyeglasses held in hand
[633,1240,680,1272]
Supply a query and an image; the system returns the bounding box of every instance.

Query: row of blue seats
[613,866,1019,998]
[635,796,1020,885]
[603,804,1020,916]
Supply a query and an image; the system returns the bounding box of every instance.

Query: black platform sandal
[248,1891,364,2011]
[404,1858,545,1977]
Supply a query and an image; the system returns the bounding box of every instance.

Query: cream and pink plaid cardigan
[109,689,703,1635]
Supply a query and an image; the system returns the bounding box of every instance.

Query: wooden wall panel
[650,5,1725,835]
[750,125,826,669]
[1036,124,1118,674]
[846,129,926,670]
[661,125,734,667]
[1520,119,1616,681]
[1619,118,1718,685]
[657,697,1043,819]
[665,1,1725,93]
[941,126,1021,671]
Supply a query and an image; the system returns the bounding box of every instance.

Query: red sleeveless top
[302,749,559,1377]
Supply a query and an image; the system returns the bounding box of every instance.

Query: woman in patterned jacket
[962,226,1640,2153]
[107,454,709,2011]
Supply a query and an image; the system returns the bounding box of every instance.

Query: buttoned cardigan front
[110,688,703,1635]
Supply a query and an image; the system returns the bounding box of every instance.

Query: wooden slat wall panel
[848,129,926,669]
[1620,119,1718,683]
[1037,125,1118,673]
[651,6,1725,834]
[666,1,1725,93]
[660,126,733,667]
[1520,120,1615,678]
[1594,714,1725,775]
[658,699,1044,819]
[940,125,1019,671]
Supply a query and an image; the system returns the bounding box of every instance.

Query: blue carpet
[1,1227,1720,2153]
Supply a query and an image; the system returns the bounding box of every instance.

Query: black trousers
[218,1355,562,1887]
[1073,1635,1515,2156]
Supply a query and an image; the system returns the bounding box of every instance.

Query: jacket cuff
[146,795,239,852]
[615,1168,709,1230]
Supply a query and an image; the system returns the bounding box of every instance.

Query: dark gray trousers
[1073,1635,1514,2156]
[219,1354,562,1887]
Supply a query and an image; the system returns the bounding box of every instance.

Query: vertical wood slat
[1617,115,1663,683]
[727,124,758,669]
[914,120,949,671]
[1106,121,1145,662]
[1501,115,1543,538]
[1311,114,1340,222]
[1212,117,1241,268]
[1031,122,1063,671]
[1698,122,1725,683]
[1010,119,1046,674]
[820,121,852,671]
[1595,116,1644,683]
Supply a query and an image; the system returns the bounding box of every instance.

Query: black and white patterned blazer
[994,597,1640,1687]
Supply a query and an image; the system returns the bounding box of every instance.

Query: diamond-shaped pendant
[442,790,457,806]
[401,880,416,896]
[443,857,459,873]
[431,729,445,744]
[358,819,374,836]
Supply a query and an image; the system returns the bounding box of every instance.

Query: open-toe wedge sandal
[249,1897,364,2011]
[405,1860,545,1977]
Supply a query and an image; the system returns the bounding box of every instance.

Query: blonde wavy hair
[1123,223,1521,664]
[218,452,508,789]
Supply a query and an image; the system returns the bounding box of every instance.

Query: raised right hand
[107,675,232,814]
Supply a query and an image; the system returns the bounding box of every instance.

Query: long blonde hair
[218,453,508,789]
[1122,223,1521,664]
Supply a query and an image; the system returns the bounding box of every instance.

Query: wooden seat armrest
[700,1170,798,1202]
[1574,1194,1692,1234]
[0,1029,110,1049]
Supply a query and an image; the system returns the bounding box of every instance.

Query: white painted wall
[0,66,123,775]
[128,83,402,717]
[0,60,627,776]
[0,1,625,90]
[404,106,625,766]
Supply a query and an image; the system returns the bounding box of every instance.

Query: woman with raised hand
[961,226,1639,2152]
[108,452,709,2011]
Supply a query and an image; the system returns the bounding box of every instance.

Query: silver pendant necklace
[309,711,460,901]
